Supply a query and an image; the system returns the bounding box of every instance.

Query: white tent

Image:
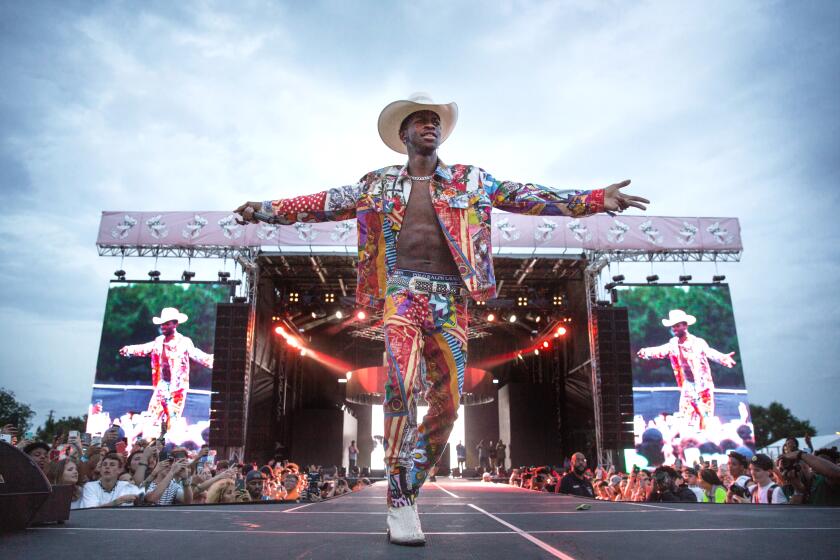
[760,434,840,459]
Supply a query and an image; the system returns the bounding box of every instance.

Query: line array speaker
[209,303,250,448]
[593,306,634,449]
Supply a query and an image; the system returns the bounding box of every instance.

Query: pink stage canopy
[97,212,742,253]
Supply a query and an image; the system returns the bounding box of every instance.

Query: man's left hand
[603,180,649,213]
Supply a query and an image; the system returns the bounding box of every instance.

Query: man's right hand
[234,201,264,225]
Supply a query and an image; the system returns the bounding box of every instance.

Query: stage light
[335,310,344,319]
[114,269,126,281]
[218,271,231,283]
[516,352,523,360]
[346,371,353,380]
[612,274,625,283]
[356,310,366,320]
[300,348,307,357]
[476,300,486,306]
[596,300,612,307]
[713,275,726,283]
[486,313,495,322]
[555,326,567,337]
[516,296,528,307]
[492,379,499,384]
[311,311,318,319]
[679,275,692,284]
[552,295,563,306]
[233,296,247,303]
[535,315,541,323]
[542,341,550,349]
[324,293,335,303]
[604,282,617,291]
[148,270,161,282]
[534,349,540,356]
[337,378,347,384]
[288,291,300,303]
[274,325,285,335]
[646,274,659,284]
[286,337,299,348]
[508,314,517,323]
[181,270,195,282]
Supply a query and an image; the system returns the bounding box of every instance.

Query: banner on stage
[97,211,742,252]
[86,282,231,449]
[614,284,754,469]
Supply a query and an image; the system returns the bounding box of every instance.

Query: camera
[730,484,752,499]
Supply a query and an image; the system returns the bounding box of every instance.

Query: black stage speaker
[210,302,251,449]
[0,441,53,530]
[593,307,634,450]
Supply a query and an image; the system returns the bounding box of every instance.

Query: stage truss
[97,214,742,469]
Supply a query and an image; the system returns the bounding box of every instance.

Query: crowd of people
[2,424,372,509]
[499,438,840,505]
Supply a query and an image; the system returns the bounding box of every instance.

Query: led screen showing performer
[615,284,754,469]
[86,282,230,449]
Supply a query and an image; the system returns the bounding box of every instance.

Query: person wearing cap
[749,453,788,504]
[119,307,214,430]
[235,93,649,545]
[245,469,268,501]
[637,309,737,431]
[23,441,51,472]
[647,466,697,502]
[728,450,753,488]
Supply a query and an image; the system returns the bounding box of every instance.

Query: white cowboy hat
[153,307,188,325]
[661,309,696,327]
[377,92,458,155]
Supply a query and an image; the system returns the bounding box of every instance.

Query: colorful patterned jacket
[122,332,214,392]
[263,161,605,308]
[637,333,726,394]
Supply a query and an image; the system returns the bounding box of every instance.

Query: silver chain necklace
[408,174,433,181]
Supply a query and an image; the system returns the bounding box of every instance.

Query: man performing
[119,307,214,432]
[235,93,649,545]
[637,309,736,431]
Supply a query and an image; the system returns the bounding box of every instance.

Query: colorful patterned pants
[146,380,186,430]
[382,270,468,508]
[678,380,714,430]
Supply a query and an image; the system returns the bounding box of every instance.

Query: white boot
[387,505,425,546]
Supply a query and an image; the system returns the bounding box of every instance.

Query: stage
[8,480,839,559]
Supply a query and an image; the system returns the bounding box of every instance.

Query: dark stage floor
[7,480,839,559]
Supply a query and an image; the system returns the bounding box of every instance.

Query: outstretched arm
[482,170,649,217]
[637,343,671,360]
[186,340,214,369]
[235,176,368,225]
[119,340,156,357]
[702,340,736,368]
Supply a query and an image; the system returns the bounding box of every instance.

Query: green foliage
[615,285,745,388]
[0,388,35,434]
[750,402,816,449]
[35,411,87,442]
[96,282,230,389]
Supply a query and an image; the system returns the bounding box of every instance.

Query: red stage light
[486,313,495,322]
[274,325,285,335]
[286,337,299,348]
[556,326,567,336]
[356,310,366,320]
[542,341,550,349]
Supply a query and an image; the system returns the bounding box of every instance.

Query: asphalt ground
[6,479,839,559]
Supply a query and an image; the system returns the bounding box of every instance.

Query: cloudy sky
[1,1,837,434]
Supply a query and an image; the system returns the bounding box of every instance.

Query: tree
[750,402,816,449]
[0,387,35,434]
[36,410,87,443]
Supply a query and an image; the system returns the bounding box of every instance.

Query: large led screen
[614,284,754,468]
[86,282,231,448]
